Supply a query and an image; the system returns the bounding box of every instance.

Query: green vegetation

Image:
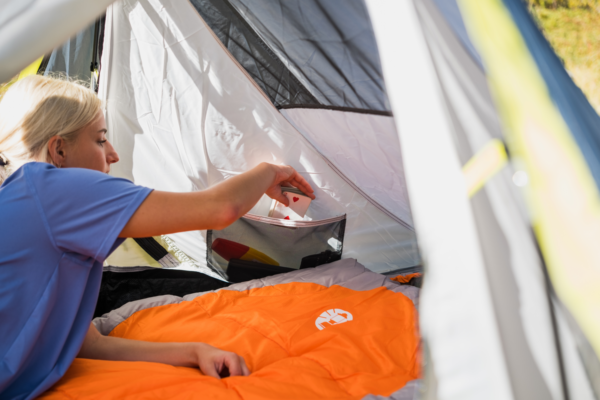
[529,6,600,113]
[528,0,598,8]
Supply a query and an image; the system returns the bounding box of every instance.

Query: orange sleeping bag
[41,282,419,399]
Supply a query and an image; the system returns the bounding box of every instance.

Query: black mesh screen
[190,0,319,107]
[227,0,391,111]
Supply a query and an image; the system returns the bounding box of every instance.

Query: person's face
[62,111,119,173]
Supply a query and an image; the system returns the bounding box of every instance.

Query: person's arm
[78,324,250,378]
[120,162,315,238]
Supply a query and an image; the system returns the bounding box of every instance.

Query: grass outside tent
[528,0,599,8]
[528,4,600,114]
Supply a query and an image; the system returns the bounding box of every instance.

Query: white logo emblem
[315,309,353,330]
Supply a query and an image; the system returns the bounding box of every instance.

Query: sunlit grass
[528,0,599,8]
[530,7,600,114]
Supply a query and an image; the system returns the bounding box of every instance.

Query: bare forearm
[120,162,314,238]
[209,162,277,218]
[80,334,199,367]
[121,163,277,237]
[79,324,250,377]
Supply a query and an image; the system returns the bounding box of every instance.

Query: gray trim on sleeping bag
[362,380,422,400]
[93,258,419,335]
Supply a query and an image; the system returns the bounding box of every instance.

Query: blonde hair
[0,75,102,183]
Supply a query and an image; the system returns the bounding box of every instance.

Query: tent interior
[3,0,600,398]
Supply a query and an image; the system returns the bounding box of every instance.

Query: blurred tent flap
[5,0,600,398]
[0,0,113,84]
[459,0,600,396]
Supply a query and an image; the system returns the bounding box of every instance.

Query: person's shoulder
[22,162,54,173]
[0,162,49,189]
[25,163,133,187]
[24,162,105,178]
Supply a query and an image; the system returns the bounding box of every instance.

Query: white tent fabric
[417,0,566,398]
[99,0,420,273]
[365,0,513,399]
[0,0,114,83]
[280,108,413,226]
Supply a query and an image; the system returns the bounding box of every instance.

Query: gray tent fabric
[189,0,319,108]
[554,298,600,399]
[93,258,419,336]
[431,0,482,68]
[227,0,391,111]
[362,380,421,400]
[415,0,566,399]
[42,23,95,84]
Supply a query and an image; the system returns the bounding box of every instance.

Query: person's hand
[195,343,250,378]
[265,164,316,206]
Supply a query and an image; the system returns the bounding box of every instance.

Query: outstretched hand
[79,324,251,379]
[265,164,316,206]
[196,343,250,378]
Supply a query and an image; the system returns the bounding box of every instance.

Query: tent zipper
[243,213,345,228]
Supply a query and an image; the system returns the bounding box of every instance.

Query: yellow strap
[463,139,508,197]
[17,56,44,80]
[460,0,600,359]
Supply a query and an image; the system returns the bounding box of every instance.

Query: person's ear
[47,136,66,168]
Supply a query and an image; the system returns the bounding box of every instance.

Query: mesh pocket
[207,214,346,280]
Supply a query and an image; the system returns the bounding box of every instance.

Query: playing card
[269,190,312,221]
[285,191,311,217]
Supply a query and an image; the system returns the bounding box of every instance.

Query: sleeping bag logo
[315,309,353,330]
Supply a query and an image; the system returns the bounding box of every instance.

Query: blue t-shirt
[0,163,152,400]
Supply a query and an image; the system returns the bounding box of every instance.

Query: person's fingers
[239,356,251,376]
[200,360,220,379]
[270,165,315,201]
[289,173,316,199]
[270,190,289,206]
[287,170,314,192]
[296,182,316,199]
[293,171,314,191]
[225,353,243,377]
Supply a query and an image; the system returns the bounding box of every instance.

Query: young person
[0,75,315,399]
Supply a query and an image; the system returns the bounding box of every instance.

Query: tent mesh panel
[190,0,320,108]
[226,0,391,111]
